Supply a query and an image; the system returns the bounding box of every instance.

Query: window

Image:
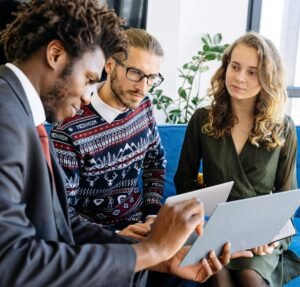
[247,0,300,123]
[104,0,148,29]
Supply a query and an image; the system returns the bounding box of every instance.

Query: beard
[110,69,144,110]
[41,64,73,123]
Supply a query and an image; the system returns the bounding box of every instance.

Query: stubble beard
[41,64,73,123]
[110,70,142,110]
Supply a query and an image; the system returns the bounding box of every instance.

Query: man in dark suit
[0,0,239,286]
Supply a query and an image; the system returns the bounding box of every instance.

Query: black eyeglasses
[113,57,164,87]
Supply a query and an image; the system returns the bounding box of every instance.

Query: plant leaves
[204,52,217,61]
[178,88,187,100]
[213,33,222,45]
[198,66,209,73]
[149,32,228,124]
[201,37,209,47]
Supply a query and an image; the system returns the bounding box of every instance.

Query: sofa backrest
[158,125,300,216]
[46,122,300,215]
[157,125,187,201]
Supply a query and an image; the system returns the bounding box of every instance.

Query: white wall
[147,0,249,123]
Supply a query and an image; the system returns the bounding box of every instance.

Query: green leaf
[191,97,200,106]
[161,95,173,102]
[198,66,209,73]
[186,75,194,85]
[207,33,212,45]
[209,46,226,53]
[178,74,189,79]
[203,44,210,51]
[204,52,217,61]
[178,88,187,100]
[201,37,209,47]
[189,64,199,72]
[169,109,182,116]
[213,33,222,45]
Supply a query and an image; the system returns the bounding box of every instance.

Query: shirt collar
[91,82,126,124]
[6,63,46,126]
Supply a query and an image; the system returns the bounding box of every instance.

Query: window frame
[247,0,300,97]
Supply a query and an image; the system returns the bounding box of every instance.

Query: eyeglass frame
[112,57,164,87]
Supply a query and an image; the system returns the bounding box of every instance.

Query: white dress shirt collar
[6,63,46,126]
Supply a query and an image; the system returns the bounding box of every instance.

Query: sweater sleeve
[141,103,166,216]
[274,115,298,191]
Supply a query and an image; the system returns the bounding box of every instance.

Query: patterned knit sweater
[51,96,166,230]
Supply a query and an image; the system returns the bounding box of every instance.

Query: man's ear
[46,40,68,70]
[105,57,115,75]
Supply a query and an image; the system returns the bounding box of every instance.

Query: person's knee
[235,269,268,287]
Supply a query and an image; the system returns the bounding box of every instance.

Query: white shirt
[5,63,46,126]
[91,83,125,124]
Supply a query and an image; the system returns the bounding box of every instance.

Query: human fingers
[197,258,213,282]
[180,199,205,231]
[231,250,253,259]
[145,216,156,225]
[194,202,205,236]
[251,246,258,254]
[118,224,151,239]
[252,244,273,256]
[127,223,151,235]
[146,199,204,261]
[253,245,265,255]
[195,224,204,236]
[178,198,204,218]
[218,243,231,265]
[118,229,147,241]
[269,241,279,248]
[208,250,224,272]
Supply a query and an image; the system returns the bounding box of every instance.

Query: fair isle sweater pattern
[51,97,166,229]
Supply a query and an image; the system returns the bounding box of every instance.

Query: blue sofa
[158,124,300,287]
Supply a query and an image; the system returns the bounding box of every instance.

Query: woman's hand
[251,242,279,256]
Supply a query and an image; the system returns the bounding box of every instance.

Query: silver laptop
[165,181,233,216]
[179,189,300,267]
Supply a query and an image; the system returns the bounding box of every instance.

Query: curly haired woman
[174,32,300,287]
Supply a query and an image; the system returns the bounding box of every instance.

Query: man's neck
[98,82,127,111]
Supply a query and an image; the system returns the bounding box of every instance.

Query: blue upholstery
[157,125,187,202]
[157,125,300,287]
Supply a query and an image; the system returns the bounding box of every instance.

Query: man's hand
[154,243,232,282]
[132,199,205,272]
[144,216,156,225]
[118,222,151,241]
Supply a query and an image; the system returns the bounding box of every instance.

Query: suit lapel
[0,66,32,117]
[1,65,74,243]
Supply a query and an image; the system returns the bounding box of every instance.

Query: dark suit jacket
[0,65,138,287]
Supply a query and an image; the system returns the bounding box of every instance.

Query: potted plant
[150,33,229,124]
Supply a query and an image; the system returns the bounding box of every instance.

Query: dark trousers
[145,271,200,287]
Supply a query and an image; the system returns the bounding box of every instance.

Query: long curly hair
[0,0,128,62]
[202,32,288,150]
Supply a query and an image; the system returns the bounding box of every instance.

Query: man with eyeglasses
[50,28,166,240]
